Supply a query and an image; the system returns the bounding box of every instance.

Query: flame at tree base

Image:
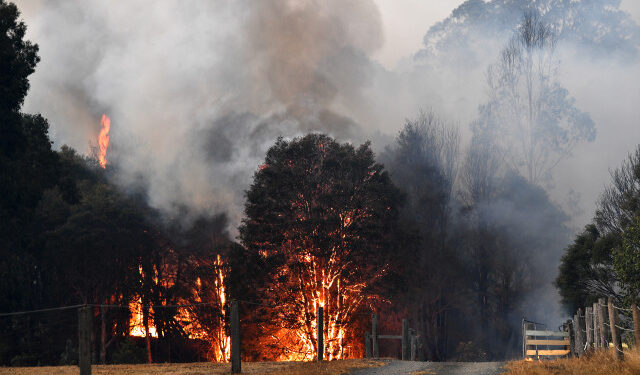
[127,254,230,362]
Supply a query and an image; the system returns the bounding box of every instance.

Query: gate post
[401,319,409,360]
[317,306,323,361]
[365,332,371,358]
[372,313,379,358]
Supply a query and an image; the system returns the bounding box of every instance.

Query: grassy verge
[504,349,640,375]
[0,359,383,375]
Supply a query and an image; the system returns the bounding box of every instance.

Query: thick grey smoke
[17,0,386,227]
[403,0,640,328]
[410,0,640,228]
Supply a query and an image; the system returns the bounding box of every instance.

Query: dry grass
[504,349,640,375]
[0,359,383,375]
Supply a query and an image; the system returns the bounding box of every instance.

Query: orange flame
[127,256,230,362]
[129,297,158,338]
[98,114,111,168]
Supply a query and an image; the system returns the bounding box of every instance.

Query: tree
[173,214,236,362]
[239,134,403,360]
[0,0,55,250]
[0,0,39,116]
[556,145,640,312]
[419,0,640,63]
[555,225,620,312]
[595,145,640,234]
[382,111,461,360]
[614,217,640,303]
[475,11,595,184]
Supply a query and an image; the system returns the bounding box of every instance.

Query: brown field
[0,359,383,375]
[504,349,640,375]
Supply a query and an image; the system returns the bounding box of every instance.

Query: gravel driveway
[351,360,505,375]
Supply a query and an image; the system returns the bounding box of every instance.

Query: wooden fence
[526,297,640,362]
[565,297,640,360]
[75,302,422,374]
[364,313,423,361]
[522,320,570,360]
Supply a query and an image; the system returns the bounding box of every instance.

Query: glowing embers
[98,114,111,168]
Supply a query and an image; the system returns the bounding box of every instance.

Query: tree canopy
[556,145,640,310]
[240,133,404,360]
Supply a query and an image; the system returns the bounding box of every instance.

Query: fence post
[410,332,417,361]
[593,302,600,348]
[231,300,241,374]
[573,314,580,356]
[317,306,323,361]
[585,306,593,350]
[78,306,91,375]
[576,308,585,357]
[365,332,371,358]
[633,303,640,348]
[567,319,575,357]
[608,298,623,360]
[372,313,379,359]
[417,334,425,361]
[598,298,607,348]
[401,319,409,360]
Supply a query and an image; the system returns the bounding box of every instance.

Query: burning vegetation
[7,0,637,367]
[110,135,405,363]
[239,135,403,361]
[98,114,110,168]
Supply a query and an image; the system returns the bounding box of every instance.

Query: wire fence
[0,298,377,372]
[565,297,639,360]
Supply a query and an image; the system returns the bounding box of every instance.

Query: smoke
[410,0,640,228]
[399,0,640,329]
[13,0,640,335]
[17,0,386,227]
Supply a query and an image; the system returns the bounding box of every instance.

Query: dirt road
[351,360,505,375]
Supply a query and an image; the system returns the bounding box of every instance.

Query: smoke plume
[18,0,385,226]
[14,0,640,332]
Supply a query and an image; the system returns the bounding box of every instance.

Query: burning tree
[240,134,403,360]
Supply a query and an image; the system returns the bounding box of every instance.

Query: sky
[372,0,464,69]
[13,0,640,71]
[371,0,640,69]
[369,0,640,232]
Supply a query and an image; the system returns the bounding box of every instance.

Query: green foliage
[0,0,40,115]
[557,145,640,313]
[555,225,620,312]
[614,216,640,301]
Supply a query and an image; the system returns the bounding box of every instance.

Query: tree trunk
[143,301,152,363]
[100,305,107,364]
[632,303,640,348]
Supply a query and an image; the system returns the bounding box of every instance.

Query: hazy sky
[15,0,640,70]
[372,0,640,69]
[372,0,464,68]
